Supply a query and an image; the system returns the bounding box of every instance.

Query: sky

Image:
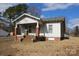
[0,3,79,28]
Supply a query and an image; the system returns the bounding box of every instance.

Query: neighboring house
[0,29,9,37]
[0,16,10,27]
[12,13,66,40]
[0,16,10,37]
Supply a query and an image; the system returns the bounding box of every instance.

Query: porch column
[36,22,40,36]
[10,19,13,36]
[14,24,18,41]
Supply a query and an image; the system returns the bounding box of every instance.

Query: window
[49,25,52,33]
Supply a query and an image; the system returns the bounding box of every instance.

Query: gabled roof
[42,17,65,23]
[12,13,40,22]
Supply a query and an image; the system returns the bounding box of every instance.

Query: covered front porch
[16,23,39,36]
[12,13,46,41]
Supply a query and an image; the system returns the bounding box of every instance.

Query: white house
[12,13,65,41]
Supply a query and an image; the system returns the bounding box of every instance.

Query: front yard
[0,36,79,56]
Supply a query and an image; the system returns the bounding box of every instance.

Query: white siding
[47,23,61,37]
[40,23,61,38]
[16,17,38,24]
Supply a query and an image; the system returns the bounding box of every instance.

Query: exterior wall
[47,23,61,37]
[40,23,61,40]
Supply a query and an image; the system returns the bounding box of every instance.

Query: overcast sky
[0,3,79,28]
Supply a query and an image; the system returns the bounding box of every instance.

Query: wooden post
[36,22,40,37]
[15,24,18,41]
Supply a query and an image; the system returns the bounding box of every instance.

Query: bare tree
[69,26,79,36]
[73,26,79,36]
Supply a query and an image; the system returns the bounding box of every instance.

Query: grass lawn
[0,36,79,56]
